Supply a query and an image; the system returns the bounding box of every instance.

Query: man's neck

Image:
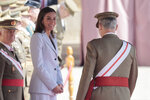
[101,30,116,37]
[0,41,12,51]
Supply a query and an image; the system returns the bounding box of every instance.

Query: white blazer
[29,31,63,96]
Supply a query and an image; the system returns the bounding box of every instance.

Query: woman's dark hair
[34,7,56,33]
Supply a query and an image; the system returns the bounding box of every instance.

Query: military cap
[0,0,17,6]
[24,1,41,8]
[10,11,21,21]
[0,8,10,17]
[11,6,29,13]
[95,11,119,28]
[21,10,30,16]
[17,0,27,5]
[0,19,18,30]
[64,0,80,15]
[9,3,20,9]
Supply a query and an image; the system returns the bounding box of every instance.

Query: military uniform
[50,0,80,58]
[0,19,24,100]
[9,8,26,64]
[76,12,138,100]
[0,0,27,64]
[0,43,24,100]
[24,0,41,37]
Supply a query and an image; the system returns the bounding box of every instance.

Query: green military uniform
[10,5,31,59]
[9,9,26,64]
[50,0,80,59]
[0,0,27,64]
[24,0,41,37]
[0,19,24,100]
[76,12,138,100]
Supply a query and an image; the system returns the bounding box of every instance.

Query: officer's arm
[76,42,97,100]
[129,47,138,96]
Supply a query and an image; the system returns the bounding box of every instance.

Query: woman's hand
[58,84,64,92]
[52,85,63,94]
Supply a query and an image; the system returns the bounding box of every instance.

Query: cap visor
[4,27,18,30]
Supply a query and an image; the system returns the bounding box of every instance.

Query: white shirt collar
[105,32,116,35]
[0,42,13,51]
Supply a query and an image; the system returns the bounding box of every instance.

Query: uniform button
[12,66,15,72]
[8,90,11,92]
[54,58,57,60]
[54,68,56,70]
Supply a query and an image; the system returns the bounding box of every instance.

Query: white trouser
[30,93,56,100]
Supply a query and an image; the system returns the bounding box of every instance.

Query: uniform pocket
[3,86,18,100]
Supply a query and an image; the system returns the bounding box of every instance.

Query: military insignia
[11,21,16,26]
[8,89,11,93]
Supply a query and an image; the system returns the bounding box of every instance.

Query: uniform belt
[85,77,128,100]
[2,79,24,87]
[95,77,128,87]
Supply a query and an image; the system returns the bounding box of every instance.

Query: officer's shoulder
[0,52,3,59]
[86,38,101,48]
[88,38,102,44]
[123,40,136,55]
[123,40,135,48]
[0,52,10,63]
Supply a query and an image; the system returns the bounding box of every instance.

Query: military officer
[0,0,27,72]
[76,12,138,100]
[9,6,26,65]
[24,0,41,36]
[0,19,24,100]
[50,0,80,61]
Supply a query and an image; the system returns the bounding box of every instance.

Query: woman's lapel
[42,31,57,55]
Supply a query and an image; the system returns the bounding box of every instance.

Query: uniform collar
[0,42,13,51]
[105,32,116,35]
[102,32,119,39]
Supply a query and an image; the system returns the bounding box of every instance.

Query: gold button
[12,66,15,72]
[8,90,11,92]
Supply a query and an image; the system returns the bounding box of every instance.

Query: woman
[29,7,63,100]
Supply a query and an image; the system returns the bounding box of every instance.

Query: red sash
[85,77,128,100]
[2,79,24,87]
[0,49,23,77]
[84,41,131,100]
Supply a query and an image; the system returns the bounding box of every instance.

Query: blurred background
[0,0,150,100]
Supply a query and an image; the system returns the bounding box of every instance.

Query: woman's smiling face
[42,12,56,32]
